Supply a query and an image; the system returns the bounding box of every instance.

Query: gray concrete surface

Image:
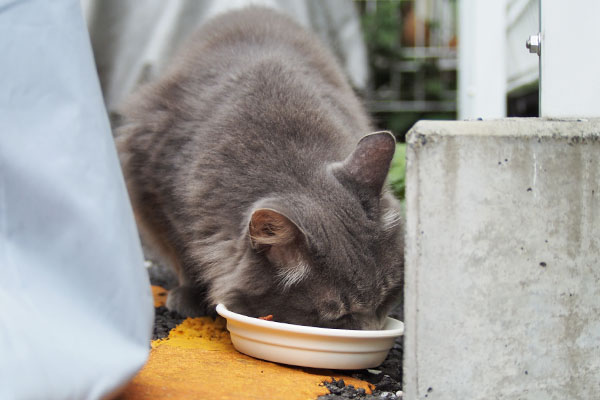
[403,118,600,399]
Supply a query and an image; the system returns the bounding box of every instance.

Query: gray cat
[115,6,403,330]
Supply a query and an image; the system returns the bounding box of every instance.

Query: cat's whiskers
[381,208,402,233]
[276,260,310,290]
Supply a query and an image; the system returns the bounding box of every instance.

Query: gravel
[318,330,403,400]
[153,306,186,340]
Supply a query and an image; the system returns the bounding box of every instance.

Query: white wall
[506,0,539,93]
[540,0,600,118]
[458,0,507,119]
[460,0,600,118]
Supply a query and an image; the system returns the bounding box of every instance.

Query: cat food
[258,315,273,321]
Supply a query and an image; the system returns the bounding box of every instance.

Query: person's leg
[0,1,153,398]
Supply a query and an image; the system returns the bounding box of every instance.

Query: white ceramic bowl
[216,303,404,370]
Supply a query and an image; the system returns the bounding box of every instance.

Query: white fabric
[81,0,368,113]
[0,1,153,399]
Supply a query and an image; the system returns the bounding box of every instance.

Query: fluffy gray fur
[115,7,404,330]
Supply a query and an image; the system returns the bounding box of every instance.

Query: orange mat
[119,286,373,399]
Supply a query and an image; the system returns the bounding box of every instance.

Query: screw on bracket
[526,33,541,56]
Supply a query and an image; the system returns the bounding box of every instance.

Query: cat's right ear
[248,208,310,288]
[248,208,302,250]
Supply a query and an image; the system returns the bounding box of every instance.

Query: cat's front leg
[166,285,212,317]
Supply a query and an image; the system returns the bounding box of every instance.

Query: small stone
[396,390,403,398]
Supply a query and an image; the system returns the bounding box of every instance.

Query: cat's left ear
[332,131,396,197]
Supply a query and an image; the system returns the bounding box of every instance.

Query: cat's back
[120,6,370,144]
[175,7,350,93]
[116,6,374,231]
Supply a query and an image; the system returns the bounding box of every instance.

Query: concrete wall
[403,119,600,399]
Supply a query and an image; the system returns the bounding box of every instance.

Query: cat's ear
[249,208,302,250]
[334,131,396,196]
[248,208,309,287]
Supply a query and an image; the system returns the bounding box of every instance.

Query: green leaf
[387,142,406,201]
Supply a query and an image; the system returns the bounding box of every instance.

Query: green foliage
[361,1,402,57]
[378,111,455,142]
[360,1,457,143]
[387,142,406,201]
[359,1,457,202]
[386,113,419,141]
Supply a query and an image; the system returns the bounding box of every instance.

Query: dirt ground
[148,263,403,399]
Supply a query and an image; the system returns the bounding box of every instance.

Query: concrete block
[403,119,600,399]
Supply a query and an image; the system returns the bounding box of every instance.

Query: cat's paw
[166,285,209,317]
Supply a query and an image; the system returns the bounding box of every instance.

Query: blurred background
[357,0,539,201]
[359,0,458,141]
[83,0,541,203]
[359,0,539,136]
